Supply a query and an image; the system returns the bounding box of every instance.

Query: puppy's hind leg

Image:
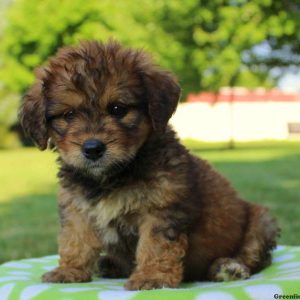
[235,204,280,274]
[209,203,280,282]
[208,258,250,282]
[208,204,279,282]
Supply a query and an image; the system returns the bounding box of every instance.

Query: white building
[170,88,300,142]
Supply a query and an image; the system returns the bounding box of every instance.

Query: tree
[0,0,185,93]
[2,0,299,96]
[244,1,300,80]
[146,0,300,92]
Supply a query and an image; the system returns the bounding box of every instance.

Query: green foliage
[0,0,183,93]
[1,141,300,262]
[153,0,300,91]
[1,0,299,94]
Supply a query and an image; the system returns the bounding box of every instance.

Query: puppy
[19,40,279,290]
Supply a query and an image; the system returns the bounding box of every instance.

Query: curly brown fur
[19,40,280,290]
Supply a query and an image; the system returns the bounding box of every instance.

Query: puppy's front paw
[42,267,91,283]
[125,272,179,290]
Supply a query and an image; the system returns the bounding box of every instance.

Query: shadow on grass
[0,188,59,264]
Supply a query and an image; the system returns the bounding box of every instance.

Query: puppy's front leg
[42,193,102,283]
[125,214,188,290]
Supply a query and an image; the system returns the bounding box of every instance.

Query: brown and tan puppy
[19,40,279,290]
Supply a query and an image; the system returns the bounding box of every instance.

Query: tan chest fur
[72,191,142,246]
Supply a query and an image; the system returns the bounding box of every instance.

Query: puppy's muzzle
[82,139,106,161]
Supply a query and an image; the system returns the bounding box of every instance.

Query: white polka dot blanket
[0,246,299,300]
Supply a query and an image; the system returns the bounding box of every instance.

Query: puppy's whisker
[70,141,82,147]
[106,139,118,145]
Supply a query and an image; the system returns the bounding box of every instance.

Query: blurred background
[0,0,299,263]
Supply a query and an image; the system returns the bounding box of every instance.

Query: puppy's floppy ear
[144,69,181,132]
[19,79,49,150]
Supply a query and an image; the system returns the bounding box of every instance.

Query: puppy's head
[19,40,180,175]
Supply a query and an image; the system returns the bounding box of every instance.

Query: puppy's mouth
[84,159,104,169]
[64,138,134,178]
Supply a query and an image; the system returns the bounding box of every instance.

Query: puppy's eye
[108,104,128,118]
[64,110,75,121]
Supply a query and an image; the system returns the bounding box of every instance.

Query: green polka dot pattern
[0,246,299,300]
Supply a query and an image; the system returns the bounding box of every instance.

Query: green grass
[0,149,59,263]
[1,141,300,263]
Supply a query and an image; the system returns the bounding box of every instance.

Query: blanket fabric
[0,246,299,300]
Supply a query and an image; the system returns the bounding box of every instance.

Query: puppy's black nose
[82,139,106,161]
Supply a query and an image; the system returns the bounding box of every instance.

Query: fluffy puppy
[19,40,279,290]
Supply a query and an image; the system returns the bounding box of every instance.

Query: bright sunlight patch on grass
[0,141,299,263]
[0,148,57,202]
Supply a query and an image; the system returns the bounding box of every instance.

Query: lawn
[0,141,299,263]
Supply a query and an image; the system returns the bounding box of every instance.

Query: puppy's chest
[81,192,143,247]
[96,213,139,248]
